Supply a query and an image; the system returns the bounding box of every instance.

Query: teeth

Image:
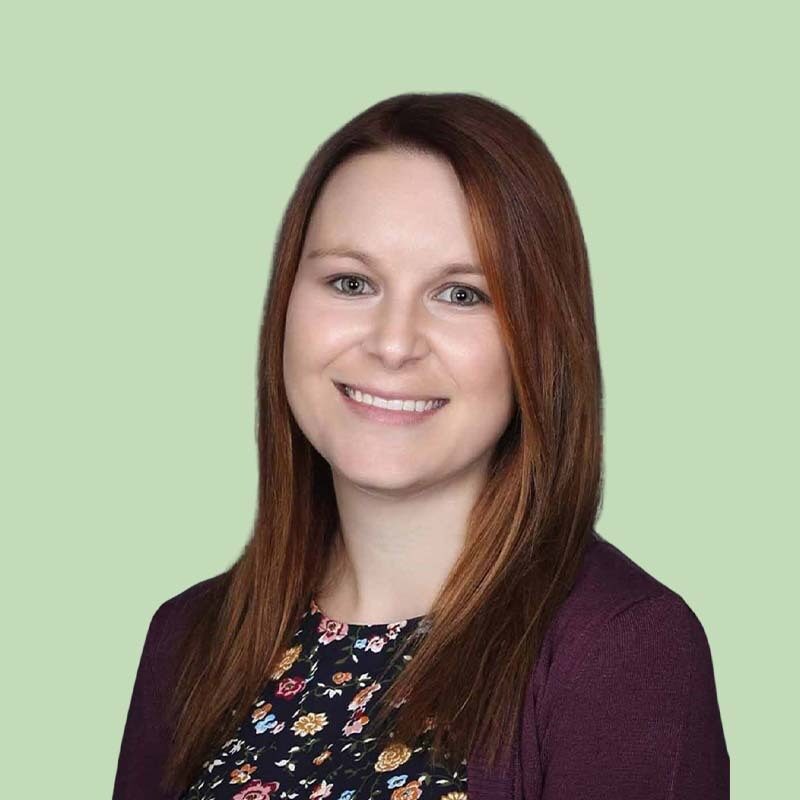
[343,385,446,413]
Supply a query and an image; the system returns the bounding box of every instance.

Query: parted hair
[161,91,604,795]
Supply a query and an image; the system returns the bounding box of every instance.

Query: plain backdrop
[2,2,795,798]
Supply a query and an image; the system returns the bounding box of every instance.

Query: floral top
[179,597,469,800]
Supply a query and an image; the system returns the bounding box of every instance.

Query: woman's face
[283,149,516,495]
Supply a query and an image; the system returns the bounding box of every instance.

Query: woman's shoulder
[524,530,728,792]
[156,570,229,618]
[147,570,230,658]
[537,529,716,692]
[564,528,681,621]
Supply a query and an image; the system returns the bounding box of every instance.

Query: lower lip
[335,383,449,426]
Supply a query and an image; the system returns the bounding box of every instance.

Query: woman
[113,92,729,800]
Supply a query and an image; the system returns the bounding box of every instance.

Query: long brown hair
[162,91,604,795]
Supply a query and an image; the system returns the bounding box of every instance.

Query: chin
[331,461,436,493]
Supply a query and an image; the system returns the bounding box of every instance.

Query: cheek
[283,290,324,398]
[472,346,516,421]
[282,302,305,376]
[454,332,513,393]
[285,288,332,364]
[285,286,313,340]
[286,284,353,353]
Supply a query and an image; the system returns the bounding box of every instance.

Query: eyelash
[325,274,490,308]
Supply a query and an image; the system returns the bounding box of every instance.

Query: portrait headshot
[110,91,730,799]
[14,3,797,799]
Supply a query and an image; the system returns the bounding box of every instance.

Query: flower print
[312,749,333,766]
[385,620,408,640]
[254,713,277,734]
[276,675,306,700]
[291,711,328,736]
[317,615,350,645]
[375,741,412,772]
[309,778,334,799]
[390,778,423,800]
[349,682,380,712]
[179,597,462,800]
[231,779,280,800]
[251,702,273,722]
[343,713,369,735]
[364,635,388,653]
[229,763,258,783]
[270,643,303,680]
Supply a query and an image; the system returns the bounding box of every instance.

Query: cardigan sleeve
[112,600,176,800]
[540,592,729,799]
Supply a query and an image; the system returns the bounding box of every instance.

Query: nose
[361,295,431,369]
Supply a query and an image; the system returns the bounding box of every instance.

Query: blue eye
[436,284,488,307]
[327,275,370,296]
[326,274,489,308]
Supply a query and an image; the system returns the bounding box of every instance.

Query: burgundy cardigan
[112,532,729,799]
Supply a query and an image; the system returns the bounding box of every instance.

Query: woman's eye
[434,284,488,307]
[326,275,489,308]
[328,275,372,297]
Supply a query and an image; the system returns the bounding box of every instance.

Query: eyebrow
[305,246,485,277]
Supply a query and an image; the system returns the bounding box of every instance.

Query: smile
[334,381,449,425]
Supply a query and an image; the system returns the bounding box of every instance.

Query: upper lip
[335,380,448,402]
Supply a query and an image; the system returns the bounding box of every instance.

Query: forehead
[303,150,479,265]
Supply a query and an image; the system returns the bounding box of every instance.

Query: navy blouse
[178,597,469,800]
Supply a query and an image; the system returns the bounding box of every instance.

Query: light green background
[2,2,795,797]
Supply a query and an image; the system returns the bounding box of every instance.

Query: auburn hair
[161,91,604,795]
